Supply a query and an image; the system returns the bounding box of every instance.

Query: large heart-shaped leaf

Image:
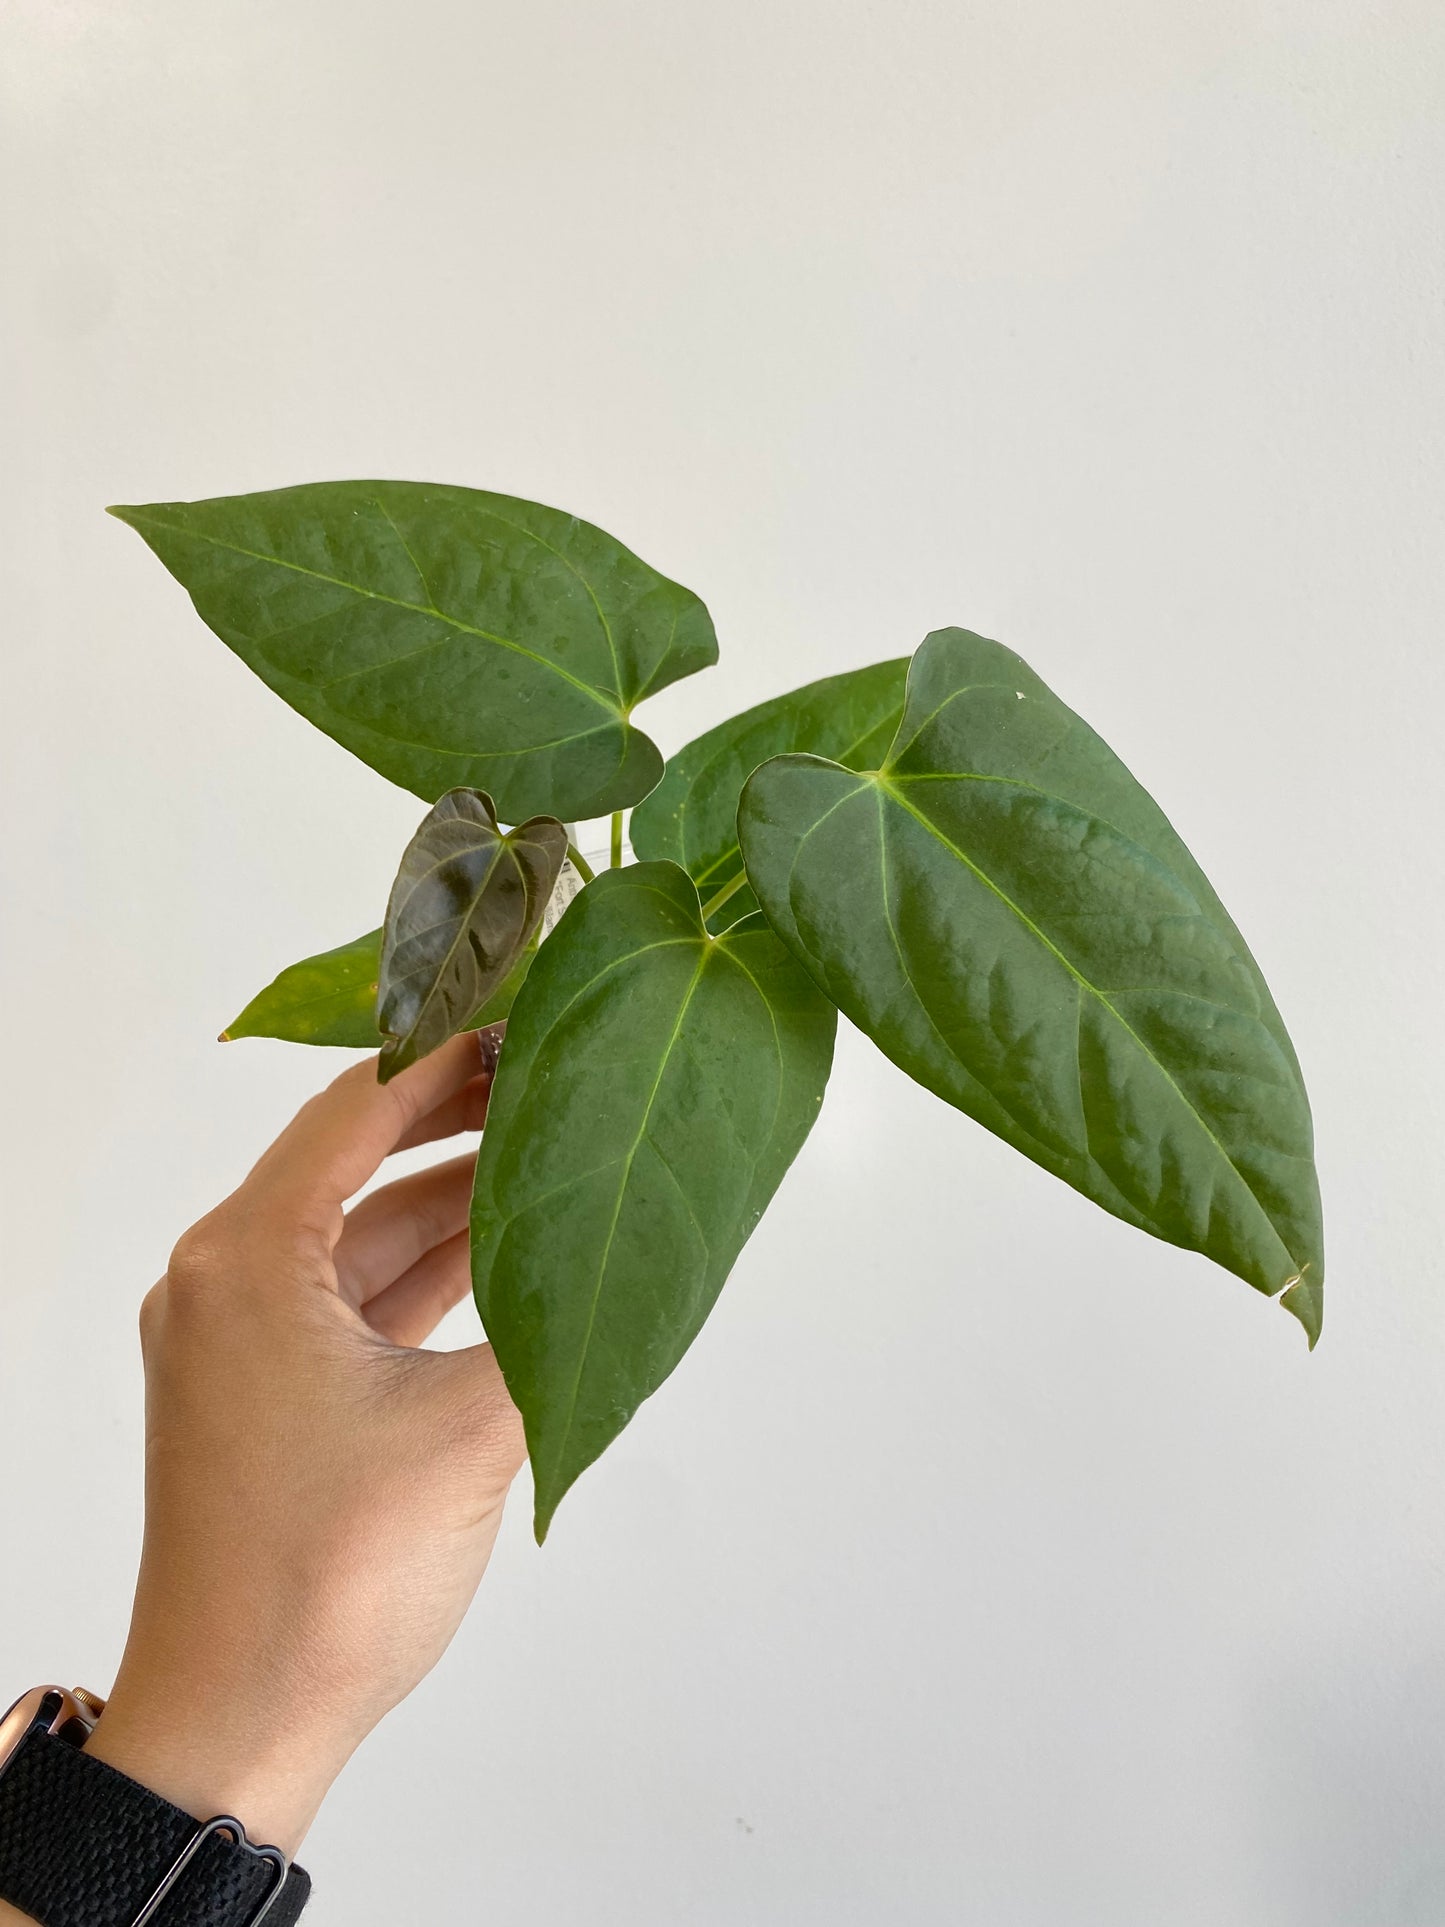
[222,925,537,1048]
[631,657,908,928]
[109,482,718,822]
[377,790,567,1082]
[471,861,837,1538]
[738,628,1324,1343]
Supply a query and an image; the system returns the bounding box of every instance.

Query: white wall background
[3,3,1443,1921]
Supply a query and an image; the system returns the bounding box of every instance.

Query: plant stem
[610,811,624,868]
[567,842,596,883]
[700,871,747,923]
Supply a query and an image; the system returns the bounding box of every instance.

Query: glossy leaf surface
[471,862,837,1537]
[377,790,567,1082]
[110,482,718,822]
[631,657,908,928]
[739,628,1323,1342]
[223,926,536,1049]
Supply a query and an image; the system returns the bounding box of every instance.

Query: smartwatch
[0,1689,311,1927]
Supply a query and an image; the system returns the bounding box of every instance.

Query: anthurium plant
[112,482,1324,1539]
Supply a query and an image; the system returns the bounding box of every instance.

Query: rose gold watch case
[0,1686,105,1770]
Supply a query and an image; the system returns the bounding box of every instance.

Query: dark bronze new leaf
[377,790,569,1083]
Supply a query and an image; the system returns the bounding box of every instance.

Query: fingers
[334,1154,476,1308]
[241,1031,491,1237]
[362,1229,473,1346]
[390,1026,505,1153]
[390,1075,491,1154]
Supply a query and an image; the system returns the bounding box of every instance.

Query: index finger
[241,1031,493,1238]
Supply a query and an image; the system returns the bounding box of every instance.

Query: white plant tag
[539,857,586,939]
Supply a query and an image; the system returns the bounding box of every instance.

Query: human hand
[79,1029,527,1858]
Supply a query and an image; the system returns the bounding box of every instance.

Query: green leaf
[470,861,837,1538]
[109,482,718,823]
[377,789,567,1083]
[223,925,538,1049]
[222,929,386,1048]
[738,627,1324,1344]
[630,657,908,929]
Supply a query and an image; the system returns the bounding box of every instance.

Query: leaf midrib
[686,697,908,890]
[875,776,1302,1281]
[119,508,624,719]
[541,940,713,1505]
[390,838,531,1048]
[871,786,1064,1167]
[885,679,1296,1067]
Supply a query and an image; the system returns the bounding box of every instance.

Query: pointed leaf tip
[737,627,1324,1334]
[1280,1269,1323,1349]
[107,481,717,820]
[471,862,837,1536]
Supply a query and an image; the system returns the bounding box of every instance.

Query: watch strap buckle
[130,1813,288,1927]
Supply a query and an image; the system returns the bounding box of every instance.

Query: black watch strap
[0,1718,311,1927]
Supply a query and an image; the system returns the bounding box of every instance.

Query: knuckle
[166,1211,232,1291]
[137,1280,167,1349]
[169,1196,333,1308]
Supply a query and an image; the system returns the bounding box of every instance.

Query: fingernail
[476,1025,505,1075]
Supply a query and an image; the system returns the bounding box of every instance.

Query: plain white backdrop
[3,3,1443,1921]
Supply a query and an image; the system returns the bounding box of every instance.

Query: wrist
[90,1537,390,1858]
[0,1684,316,1926]
[83,1674,344,1860]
